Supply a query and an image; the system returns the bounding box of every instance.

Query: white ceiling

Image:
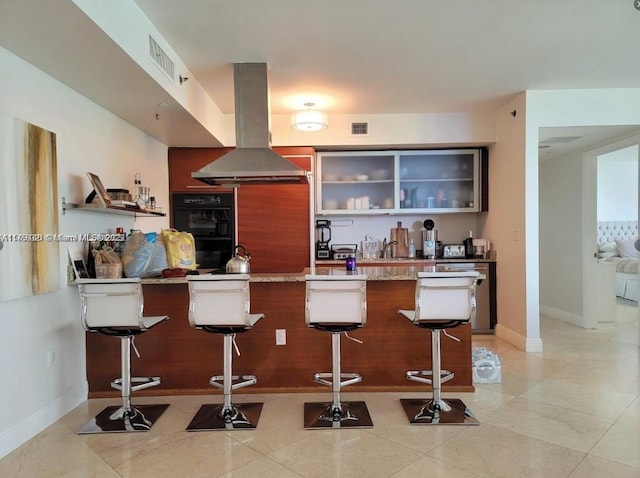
[1,0,640,153]
[134,0,640,116]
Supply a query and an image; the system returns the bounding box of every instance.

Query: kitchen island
[84,266,476,397]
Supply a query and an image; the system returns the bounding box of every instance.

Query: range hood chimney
[192,63,308,186]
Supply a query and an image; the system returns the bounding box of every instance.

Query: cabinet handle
[186,185,216,189]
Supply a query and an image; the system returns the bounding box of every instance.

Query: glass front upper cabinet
[316,151,396,215]
[316,149,483,215]
[398,149,480,212]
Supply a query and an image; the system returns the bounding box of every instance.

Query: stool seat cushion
[311,322,361,333]
[198,313,264,334]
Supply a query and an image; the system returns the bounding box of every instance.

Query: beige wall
[483,93,532,348]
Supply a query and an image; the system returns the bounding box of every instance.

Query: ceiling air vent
[148,35,175,81]
[351,122,369,136]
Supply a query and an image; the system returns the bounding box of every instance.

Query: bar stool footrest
[304,400,373,429]
[400,398,478,426]
[406,369,454,386]
[77,404,169,434]
[186,402,263,431]
[111,376,161,393]
[209,374,257,391]
[313,372,361,388]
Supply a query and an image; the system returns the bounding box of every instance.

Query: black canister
[464,230,474,258]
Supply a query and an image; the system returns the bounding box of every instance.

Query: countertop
[141,264,486,284]
[315,258,495,265]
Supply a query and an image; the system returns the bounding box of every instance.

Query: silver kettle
[226,245,251,273]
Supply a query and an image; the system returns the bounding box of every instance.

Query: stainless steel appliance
[172,193,235,270]
[331,244,357,260]
[422,219,438,259]
[440,262,493,333]
[443,244,466,258]
[315,219,331,259]
[226,245,251,273]
[191,63,307,186]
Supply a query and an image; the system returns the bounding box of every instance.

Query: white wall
[325,213,484,253]
[597,145,638,221]
[271,111,496,148]
[539,151,584,322]
[0,48,169,458]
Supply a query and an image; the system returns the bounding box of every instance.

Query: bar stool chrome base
[185,332,264,431]
[304,400,373,429]
[76,335,169,435]
[78,404,169,434]
[400,398,479,425]
[398,271,483,427]
[187,402,263,430]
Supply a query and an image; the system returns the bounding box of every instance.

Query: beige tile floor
[2,299,638,477]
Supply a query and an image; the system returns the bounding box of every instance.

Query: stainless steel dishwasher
[437,262,493,333]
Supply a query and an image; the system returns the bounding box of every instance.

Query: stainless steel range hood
[192,63,307,186]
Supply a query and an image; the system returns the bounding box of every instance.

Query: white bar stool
[77,278,169,434]
[186,274,264,430]
[304,274,373,429]
[398,270,483,425]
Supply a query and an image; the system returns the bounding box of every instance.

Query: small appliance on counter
[472,238,491,258]
[315,219,332,259]
[331,244,357,260]
[443,244,466,258]
[422,219,438,259]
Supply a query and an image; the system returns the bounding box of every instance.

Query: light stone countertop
[140,264,482,284]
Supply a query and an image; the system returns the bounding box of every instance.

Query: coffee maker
[422,219,438,259]
[315,220,331,259]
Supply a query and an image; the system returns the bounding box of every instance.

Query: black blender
[315,220,332,259]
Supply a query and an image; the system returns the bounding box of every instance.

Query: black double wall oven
[172,192,235,270]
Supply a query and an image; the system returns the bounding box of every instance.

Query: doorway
[539,127,640,330]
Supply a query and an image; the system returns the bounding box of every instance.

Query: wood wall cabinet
[168,147,234,192]
[316,148,488,215]
[168,146,314,273]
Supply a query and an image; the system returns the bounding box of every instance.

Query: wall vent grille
[351,122,369,135]
[149,35,175,81]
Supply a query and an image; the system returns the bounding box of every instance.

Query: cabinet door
[398,150,480,213]
[236,148,313,273]
[316,151,395,214]
[168,147,234,192]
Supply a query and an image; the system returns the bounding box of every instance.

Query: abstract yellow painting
[0,114,59,301]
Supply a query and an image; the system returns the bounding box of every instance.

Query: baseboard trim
[494,324,543,353]
[0,382,87,459]
[540,304,584,327]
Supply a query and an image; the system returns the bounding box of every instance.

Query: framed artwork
[86,172,111,206]
[0,114,60,301]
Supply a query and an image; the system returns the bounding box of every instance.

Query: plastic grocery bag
[121,231,168,278]
[161,229,197,270]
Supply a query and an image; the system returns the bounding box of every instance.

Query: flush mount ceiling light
[291,102,328,132]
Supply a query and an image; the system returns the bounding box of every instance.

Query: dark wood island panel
[85,279,474,397]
